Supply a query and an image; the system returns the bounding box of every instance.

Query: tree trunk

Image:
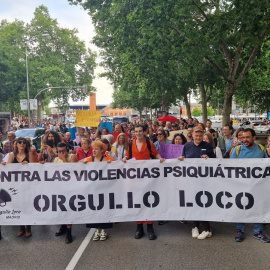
[183,93,191,118]
[200,83,208,124]
[37,100,42,120]
[222,83,235,126]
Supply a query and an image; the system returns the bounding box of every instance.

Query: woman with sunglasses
[8,137,34,237]
[154,129,171,152]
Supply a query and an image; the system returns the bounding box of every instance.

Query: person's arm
[155,153,165,163]
[70,154,78,163]
[7,153,14,164]
[28,151,34,163]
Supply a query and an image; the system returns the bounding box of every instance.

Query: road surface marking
[65,228,95,270]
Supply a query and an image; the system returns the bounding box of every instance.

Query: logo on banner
[0,189,12,207]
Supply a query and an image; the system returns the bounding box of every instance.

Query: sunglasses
[157,133,163,136]
[18,141,26,144]
[58,150,66,154]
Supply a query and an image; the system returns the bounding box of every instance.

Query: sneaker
[93,229,100,241]
[197,231,212,240]
[254,232,270,243]
[100,229,107,241]
[192,227,199,238]
[235,230,244,242]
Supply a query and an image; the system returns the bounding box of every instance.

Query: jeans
[236,223,262,234]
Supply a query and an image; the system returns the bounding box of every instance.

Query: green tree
[0,5,96,117]
[71,0,270,125]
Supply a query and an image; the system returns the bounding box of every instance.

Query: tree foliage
[70,0,270,124]
[0,5,96,114]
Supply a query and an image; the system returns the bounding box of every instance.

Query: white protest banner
[0,158,270,225]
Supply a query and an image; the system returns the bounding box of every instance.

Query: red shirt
[126,138,158,160]
[76,147,93,161]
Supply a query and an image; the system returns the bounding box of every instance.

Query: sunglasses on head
[18,141,26,145]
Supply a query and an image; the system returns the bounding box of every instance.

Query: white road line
[65,228,95,270]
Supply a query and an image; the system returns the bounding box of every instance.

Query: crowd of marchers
[1,117,270,244]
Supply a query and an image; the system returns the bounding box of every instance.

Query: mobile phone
[46,140,54,148]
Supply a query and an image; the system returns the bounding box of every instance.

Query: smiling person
[8,137,34,237]
[112,133,129,160]
[122,124,165,240]
[231,128,270,243]
[178,126,215,240]
[154,129,171,152]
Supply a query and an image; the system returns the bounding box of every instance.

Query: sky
[0,0,114,105]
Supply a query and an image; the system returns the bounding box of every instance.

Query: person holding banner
[178,126,215,240]
[54,142,78,244]
[8,137,34,237]
[112,133,129,160]
[172,133,187,145]
[122,124,165,240]
[85,140,113,241]
[231,128,270,243]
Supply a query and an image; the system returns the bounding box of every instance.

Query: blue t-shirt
[182,141,215,158]
[230,143,266,159]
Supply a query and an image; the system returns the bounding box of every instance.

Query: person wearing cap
[178,126,215,240]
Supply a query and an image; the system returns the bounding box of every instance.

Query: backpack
[128,138,155,159]
[236,144,265,158]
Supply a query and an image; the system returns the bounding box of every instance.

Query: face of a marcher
[115,124,121,133]
[48,134,55,142]
[203,135,209,143]
[135,127,144,140]
[157,132,165,142]
[206,121,212,128]
[65,133,71,141]
[242,131,255,148]
[81,140,89,151]
[192,132,203,145]
[92,146,103,157]
[223,127,231,137]
[57,146,68,159]
[174,136,183,145]
[237,131,244,142]
[119,135,125,145]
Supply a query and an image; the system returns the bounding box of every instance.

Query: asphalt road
[1,222,270,270]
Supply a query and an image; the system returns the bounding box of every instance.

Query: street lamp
[25,47,31,127]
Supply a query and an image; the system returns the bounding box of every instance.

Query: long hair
[13,137,30,158]
[115,133,128,150]
[204,133,216,149]
[46,130,61,147]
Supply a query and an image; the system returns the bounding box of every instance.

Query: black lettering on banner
[263,167,270,178]
[127,192,141,208]
[62,171,71,181]
[141,168,151,178]
[32,171,41,181]
[198,166,208,177]
[74,170,86,181]
[235,167,246,178]
[195,191,213,208]
[143,191,160,208]
[127,168,136,179]
[187,167,198,178]
[52,195,67,211]
[88,170,98,181]
[164,167,173,177]
[0,171,11,182]
[224,167,235,178]
[251,167,262,178]
[107,169,117,180]
[173,166,181,177]
[22,171,31,181]
[216,191,233,209]
[69,195,86,211]
[88,194,104,210]
[151,167,160,178]
[116,168,126,179]
[109,193,115,209]
[179,190,193,207]
[235,192,254,210]
[34,195,50,212]
[214,166,225,178]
